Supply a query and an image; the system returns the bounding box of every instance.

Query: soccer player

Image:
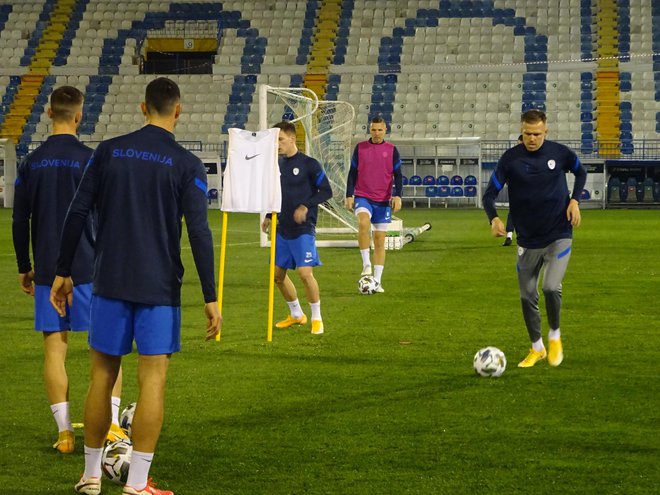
[483,110,587,368]
[50,78,221,495]
[502,135,523,247]
[11,86,127,455]
[345,116,402,292]
[261,121,332,335]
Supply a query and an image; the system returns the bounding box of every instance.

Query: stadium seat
[437,186,450,197]
[607,177,620,202]
[409,175,422,186]
[422,175,435,185]
[436,175,449,185]
[425,186,437,197]
[625,178,638,203]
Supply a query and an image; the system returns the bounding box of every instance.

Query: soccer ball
[358,275,378,295]
[119,402,136,437]
[473,347,507,377]
[101,439,132,485]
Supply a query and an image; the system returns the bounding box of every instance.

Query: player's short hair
[370,116,386,126]
[274,121,296,136]
[521,109,546,124]
[145,77,180,116]
[49,86,84,122]
[517,134,523,142]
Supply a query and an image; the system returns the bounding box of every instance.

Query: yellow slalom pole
[216,211,228,342]
[267,212,277,342]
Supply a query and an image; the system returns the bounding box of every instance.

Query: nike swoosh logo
[245,154,260,160]
[304,259,313,263]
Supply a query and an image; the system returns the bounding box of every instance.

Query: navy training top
[56,125,216,306]
[12,134,95,286]
[482,140,587,249]
[272,151,333,239]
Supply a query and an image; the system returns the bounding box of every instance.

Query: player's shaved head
[521,109,547,125]
[49,86,84,122]
[274,121,297,136]
[145,77,180,116]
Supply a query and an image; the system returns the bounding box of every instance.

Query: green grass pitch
[0,207,658,494]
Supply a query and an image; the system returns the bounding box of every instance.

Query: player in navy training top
[11,86,126,455]
[261,121,332,335]
[50,78,221,495]
[483,109,587,369]
[345,116,402,292]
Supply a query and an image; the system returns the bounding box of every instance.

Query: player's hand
[345,196,354,210]
[19,271,35,296]
[49,276,73,317]
[391,196,402,213]
[261,217,271,233]
[204,302,222,341]
[490,217,506,237]
[567,199,581,227]
[293,205,308,224]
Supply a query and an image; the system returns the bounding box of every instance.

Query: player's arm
[182,159,221,340]
[51,150,102,315]
[566,154,587,227]
[11,165,34,295]
[391,147,403,213]
[345,146,359,209]
[482,162,508,237]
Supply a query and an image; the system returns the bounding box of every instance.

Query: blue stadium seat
[402,175,408,185]
[464,186,477,197]
[422,175,435,185]
[607,177,621,202]
[409,175,422,186]
[464,175,478,185]
[450,186,463,197]
[425,186,437,197]
[450,175,463,185]
[436,175,449,185]
[437,186,450,197]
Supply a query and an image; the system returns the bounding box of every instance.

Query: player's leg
[370,203,392,291]
[71,283,127,442]
[108,366,129,441]
[43,330,75,453]
[124,304,179,494]
[542,239,572,366]
[354,198,374,275]
[516,247,547,367]
[274,235,306,327]
[35,284,75,453]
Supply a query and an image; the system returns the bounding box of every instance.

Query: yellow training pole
[267,212,277,342]
[216,211,228,342]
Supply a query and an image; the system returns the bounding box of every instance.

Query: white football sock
[310,301,321,321]
[548,328,561,341]
[532,338,545,352]
[50,401,72,432]
[83,446,104,479]
[506,232,513,239]
[373,265,384,283]
[287,299,303,318]
[111,396,121,426]
[126,450,154,489]
[360,249,370,267]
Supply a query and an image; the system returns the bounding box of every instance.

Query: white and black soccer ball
[119,402,136,437]
[358,275,378,295]
[473,346,507,377]
[101,439,132,485]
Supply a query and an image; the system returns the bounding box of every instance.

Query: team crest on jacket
[293,167,300,175]
[547,159,556,170]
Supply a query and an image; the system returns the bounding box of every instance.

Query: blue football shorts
[89,295,181,356]
[34,283,92,332]
[275,233,322,270]
[354,196,392,231]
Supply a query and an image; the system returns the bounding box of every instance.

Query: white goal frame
[258,84,358,247]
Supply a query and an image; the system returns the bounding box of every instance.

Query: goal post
[258,84,358,247]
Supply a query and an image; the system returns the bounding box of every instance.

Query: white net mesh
[260,85,358,245]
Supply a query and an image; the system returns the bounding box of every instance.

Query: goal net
[258,84,358,247]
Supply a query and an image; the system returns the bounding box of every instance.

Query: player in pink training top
[345,117,403,292]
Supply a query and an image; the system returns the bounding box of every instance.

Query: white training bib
[221,128,282,213]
